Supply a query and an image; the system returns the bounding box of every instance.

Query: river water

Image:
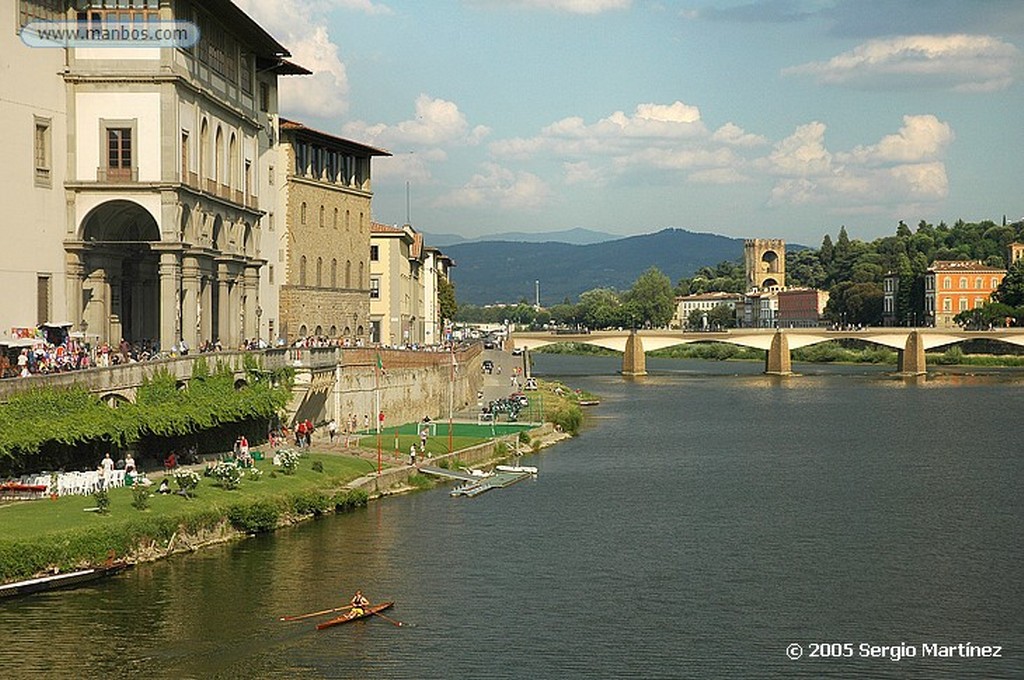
[2,355,1022,679]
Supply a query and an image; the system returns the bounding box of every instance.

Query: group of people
[232,435,253,466]
[295,419,315,448]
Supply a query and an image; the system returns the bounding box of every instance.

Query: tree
[820,234,834,266]
[577,288,622,329]
[623,267,675,328]
[994,260,1024,308]
[437,277,457,324]
[707,304,736,330]
[825,281,884,326]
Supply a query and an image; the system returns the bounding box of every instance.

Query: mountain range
[422,227,618,247]
[443,228,747,305]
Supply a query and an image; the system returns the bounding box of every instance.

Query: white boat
[495,464,538,475]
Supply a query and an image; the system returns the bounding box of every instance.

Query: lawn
[0,452,372,542]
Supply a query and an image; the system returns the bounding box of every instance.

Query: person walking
[327,418,338,443]
[409,444,417,467]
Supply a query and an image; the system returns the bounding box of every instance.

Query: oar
[372,610,407,626]
[279,604,353,622]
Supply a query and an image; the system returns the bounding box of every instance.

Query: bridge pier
[897,330,927,375]
[765,330,792,375]
[622,331,647,376]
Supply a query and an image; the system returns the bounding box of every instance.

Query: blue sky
[236,0,1024,246]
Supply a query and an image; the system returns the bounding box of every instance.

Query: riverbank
[0,378,582,585]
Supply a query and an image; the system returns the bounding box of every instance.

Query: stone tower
[744,239,786,291]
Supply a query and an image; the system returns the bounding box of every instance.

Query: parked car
[511,347,524,355]
[524,377,538,390]
[482,360,494,374]
[483,340,496,349]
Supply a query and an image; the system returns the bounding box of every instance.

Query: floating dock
[417,466,534,498]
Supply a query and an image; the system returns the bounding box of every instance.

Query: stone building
[671,292,742,329]
[1,0,308,350]
[272,119,390,344]
[744,239,786,291]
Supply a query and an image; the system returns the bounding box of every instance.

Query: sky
[235,0,1024,246]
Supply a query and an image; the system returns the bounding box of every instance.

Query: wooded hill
[444,228,745,305]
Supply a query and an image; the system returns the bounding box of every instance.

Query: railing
[96,167,137,182]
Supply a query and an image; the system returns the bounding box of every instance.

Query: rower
[349,589,370,617]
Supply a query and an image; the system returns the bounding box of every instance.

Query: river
[1,355,1022,679]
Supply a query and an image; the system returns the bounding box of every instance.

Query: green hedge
[0,362,293,474]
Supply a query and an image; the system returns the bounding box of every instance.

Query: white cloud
[563,161,607,185]
[466,0,631,14]
[838,115,953,166]
[764,117,952,210]
[234,0,350,117]
[765,122,833,176]
[343,94,490,148]
[783,34,1021,92]
[712,122,768,147]
[434,163,551,210]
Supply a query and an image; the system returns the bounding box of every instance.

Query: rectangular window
[181,130,189,180]
[369,277,380,299]
[942,298,951,312]
[370,245,379,261]
[21,0,64,28]
[259,82,269,112]
[107,127,132,172]
[36,274,51,326]
[268,265,274,285]
[34,116,51,187]
[240,54,253,95]
[958,298,968,311]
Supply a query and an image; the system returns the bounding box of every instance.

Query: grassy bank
[0,452,374,581]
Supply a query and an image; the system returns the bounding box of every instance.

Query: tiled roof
[279,118,391,156]
[929,260,1006,273]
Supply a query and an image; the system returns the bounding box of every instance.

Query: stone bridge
[509,328,1024,376]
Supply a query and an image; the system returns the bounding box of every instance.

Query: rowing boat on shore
[316,601,394,629]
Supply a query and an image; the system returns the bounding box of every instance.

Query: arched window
[345,210,350,231]
[345,260,352,287]
[299,324,308,337]
[333,207,338,229]
[959,277,967,289]
[943,276,951,289]
[228,132,238,189]
[359,261,364,288]
[299,256,307,286]
[359,212,364,232]
[331,259,337,288]
[975,277,982,289]
[319,205,324,228]
[214,126,223,184]
[199,119,209,180]
[300,202,307,225]
[316,257,323,287]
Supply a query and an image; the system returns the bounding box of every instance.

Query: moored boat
[316,601,394,630]
[0,562,130,599]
